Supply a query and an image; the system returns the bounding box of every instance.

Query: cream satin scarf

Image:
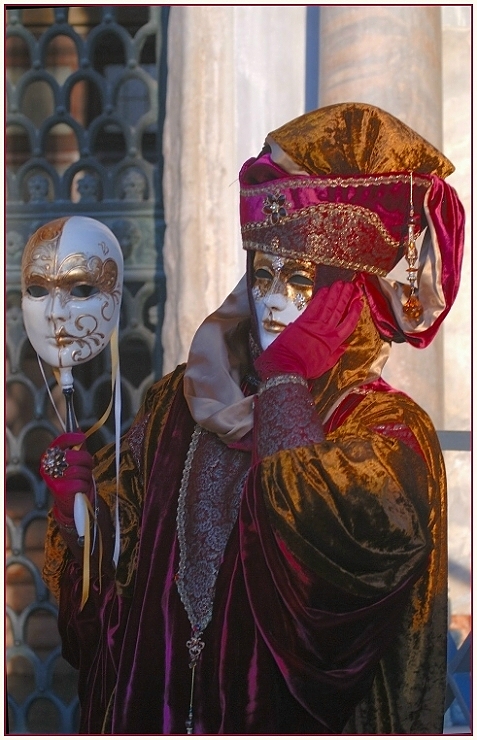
[183,276,255,443]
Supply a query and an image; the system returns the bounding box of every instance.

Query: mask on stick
[21,216,124,588]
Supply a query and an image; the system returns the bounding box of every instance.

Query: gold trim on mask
[22,228,120,302]
[252,252,316,306]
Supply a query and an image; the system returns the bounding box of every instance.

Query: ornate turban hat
[239,102,465,347]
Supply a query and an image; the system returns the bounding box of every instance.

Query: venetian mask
[21,216,123,371]
[251,251,316,350]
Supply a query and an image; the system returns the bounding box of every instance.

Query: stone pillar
[162,6,306,373]
[318,5,445,426]
[161,6,238,373]
[441,6,471,620]
[318,5,443,145]
[318,6,471,620]
[441,6,471,434]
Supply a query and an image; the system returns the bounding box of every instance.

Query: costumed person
[35,103,464,734]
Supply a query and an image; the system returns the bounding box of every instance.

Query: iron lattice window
[5,6,169,733]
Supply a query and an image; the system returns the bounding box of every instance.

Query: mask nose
[262,291,288,311]
[47,289,69,322]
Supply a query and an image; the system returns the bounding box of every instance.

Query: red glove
[254,280,363,381]
[40,432,94,526]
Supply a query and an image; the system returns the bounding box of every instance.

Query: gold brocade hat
[267,102,454,178]
[239,103,465,347]
[240,103,453,277]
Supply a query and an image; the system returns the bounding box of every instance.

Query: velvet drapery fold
[47,365,446,733]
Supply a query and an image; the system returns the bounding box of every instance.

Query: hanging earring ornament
[402,171,424,320]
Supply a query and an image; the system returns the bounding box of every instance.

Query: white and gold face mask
[21,216,123,371]
[251,251,316,350]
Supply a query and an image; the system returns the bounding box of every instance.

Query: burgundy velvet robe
[48,366,444,734]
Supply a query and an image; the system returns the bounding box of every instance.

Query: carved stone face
[251,251,316,350]
[21,216,123,370]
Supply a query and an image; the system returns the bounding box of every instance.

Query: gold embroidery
[243,201,403,276]
[240,172,431,196]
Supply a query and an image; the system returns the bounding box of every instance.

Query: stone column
[441,6,471,620]
[441,6,471,434]
[318,5,445,426]
[162,6,306,373]
[161,6,238,372]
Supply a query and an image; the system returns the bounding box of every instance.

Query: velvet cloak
[43,304,448,734]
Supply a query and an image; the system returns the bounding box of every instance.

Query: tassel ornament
[403,172,424,320]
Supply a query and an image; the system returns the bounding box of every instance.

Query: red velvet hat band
[239,165,432,276]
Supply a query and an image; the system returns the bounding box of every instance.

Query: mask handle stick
[59,367,88,542]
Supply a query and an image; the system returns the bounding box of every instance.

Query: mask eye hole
[288,274,314,289]
[70,284,100,298]
[254,267,273,281]
[26,285,49,298]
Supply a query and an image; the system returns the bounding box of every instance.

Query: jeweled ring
[41,446,68,478]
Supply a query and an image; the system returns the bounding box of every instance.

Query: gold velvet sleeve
[333,396,448,734]
[260,389,444,600]
[42,365,186,601]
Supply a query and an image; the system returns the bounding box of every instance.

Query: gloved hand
[254,280,363,381]
[40,431,94,526]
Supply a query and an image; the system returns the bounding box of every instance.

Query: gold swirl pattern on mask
[32,217,70,242]
[22,247,120,298]
[22,216,120,297]
[21,217,68,286]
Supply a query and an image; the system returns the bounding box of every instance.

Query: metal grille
[6,6,169,732]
